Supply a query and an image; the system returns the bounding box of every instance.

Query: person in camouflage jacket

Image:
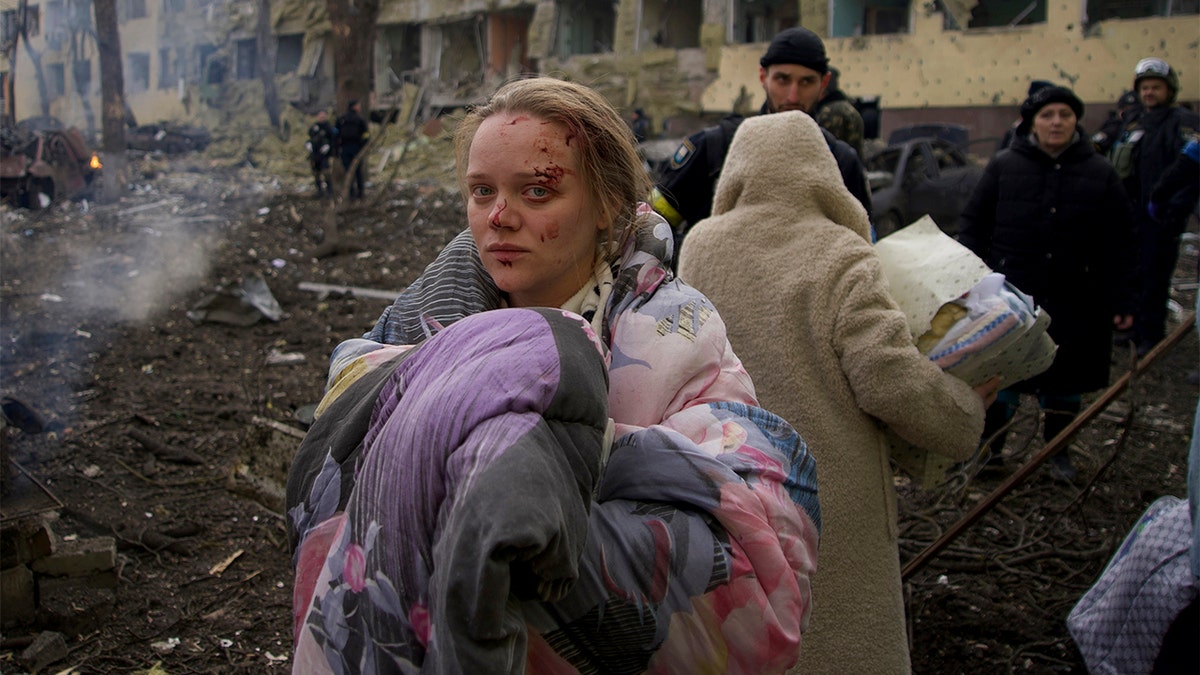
[812,67,864,157]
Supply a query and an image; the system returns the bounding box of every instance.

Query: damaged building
[1,0,1196,150]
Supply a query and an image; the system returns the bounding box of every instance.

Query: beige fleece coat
[678,111,985,675]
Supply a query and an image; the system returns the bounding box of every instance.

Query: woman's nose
[489,198,510,229]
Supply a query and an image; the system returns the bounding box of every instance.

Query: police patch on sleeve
[669,139,696,169]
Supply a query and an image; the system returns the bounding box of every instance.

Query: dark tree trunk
[93,0,127,203]
[17,0,52,117]
[326,0,380,115]
[256,0,280,129]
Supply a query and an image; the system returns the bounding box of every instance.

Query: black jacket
[336,110,369,150]
[1114,104,1199,213]
[957,131,1137,394]
[653,111,872,232]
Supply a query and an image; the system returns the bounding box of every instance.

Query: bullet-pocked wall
[701,2,1197,143]
[3,0,1195,147]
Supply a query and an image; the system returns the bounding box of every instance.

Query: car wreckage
[1,119,100,209]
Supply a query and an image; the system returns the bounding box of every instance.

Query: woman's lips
[487,244,527,263]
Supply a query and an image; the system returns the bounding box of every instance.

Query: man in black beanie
[651,27,871,255]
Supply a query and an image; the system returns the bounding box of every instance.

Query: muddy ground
[0,149,1196,674]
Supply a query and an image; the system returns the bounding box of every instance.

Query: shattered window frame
[639,0,702,49]
[236,38,257,80]
[72,59,91,96]
[158,47,175,89]
[555,0,616,57]
[122,0,147,22]
[24,5,40,36]
[732,0,799,43]
[48,62,66,98]
[939,0,1047,29]
[275,33,303,74]
[1085,0,1198,21]
[1,10,17,44]
[127,51,151,94]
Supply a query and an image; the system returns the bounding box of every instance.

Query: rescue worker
[630,107,651,143]
[336,99,370,199]
[1109,57,1199,355]
[1090,90,1140,155]
[650,27,871,253]
[306,110,335,199]
[812,67,865,156]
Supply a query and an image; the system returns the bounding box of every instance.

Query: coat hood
[711,111,871,241]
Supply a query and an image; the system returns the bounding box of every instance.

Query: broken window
[23,5,40,36]
[275,33,303,74]
[159,47,175,89]
[73,59,91,96]
[120,0,147,22]
[732,0,798,43]
[45,1,64,39]
[488,9,535,78]
[940,0,1046,28]
[1086,0,1197,20]
[48,63,66,98]
[195,43,223,84]
[379,23,421,93]
[236,38,257,80]
[555,0,615,57]
[1,11,16,44]
[127,51,150,94]
[435,19,485,92]
[639,0,701,49]
[165,0,186,13]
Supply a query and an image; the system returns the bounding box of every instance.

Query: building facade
[1,0,1195,146]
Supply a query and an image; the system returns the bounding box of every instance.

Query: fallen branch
[127,429,205,466]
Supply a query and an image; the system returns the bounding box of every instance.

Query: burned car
[1,118,99,209]
[865,124,984,238]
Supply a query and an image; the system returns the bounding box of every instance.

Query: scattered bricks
[0,518,55,568]
[18,630,69,673]
[36,575,116,637]
[30,536,115,578]
[1,564,37,626]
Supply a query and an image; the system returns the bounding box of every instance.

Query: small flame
[90,153,102,170]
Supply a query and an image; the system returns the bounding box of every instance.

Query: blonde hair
[454,77,651,258]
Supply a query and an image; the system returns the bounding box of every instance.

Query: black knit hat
[1027,80,1054,97]
[1019,85,1084,126]
[760,27,829,74]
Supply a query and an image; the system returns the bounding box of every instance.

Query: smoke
[62,213,219,324]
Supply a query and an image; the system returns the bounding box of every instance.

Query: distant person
[336,99,370,199]
[678,110,995,675]
[1109,57,1199,355]
[957,85,1137,482]
[629,107,651,143]
[305,110,335,199]
[812,67,865,156]
[996,79,1055,153]
[1090,90,1140,155]
[650,27,871,250]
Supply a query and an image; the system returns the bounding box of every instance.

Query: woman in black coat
[957,86,1137,482]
